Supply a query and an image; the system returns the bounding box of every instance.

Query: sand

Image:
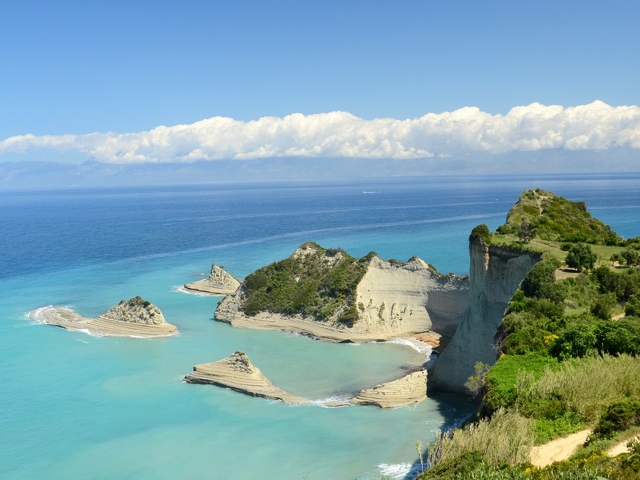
[529,430,590,467]
[29,305,178,338]
[607,434,640,457]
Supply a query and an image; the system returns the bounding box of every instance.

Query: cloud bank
[2,101,640,163]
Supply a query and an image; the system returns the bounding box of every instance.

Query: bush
[592,400,640,440]
[591,292,618,320]
[521,259,564,302]
[471,224,492,243]
[566,243,598,272]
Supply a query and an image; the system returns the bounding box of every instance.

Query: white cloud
[2,101,640,163]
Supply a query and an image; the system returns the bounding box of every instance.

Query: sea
[1,173,640,480]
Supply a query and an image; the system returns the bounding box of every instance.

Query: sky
[1,1,640,166]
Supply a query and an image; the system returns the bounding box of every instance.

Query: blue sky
[1,1,640,165]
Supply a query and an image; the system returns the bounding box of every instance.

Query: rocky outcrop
[185,351,429,408]
[215,252,469,343]
[29,297,178,338]
[429,239,542,395]
[184,264,241,295]
[184,351,309,404]
[355,256,468,338]
[350,369,427,408]
[98,296,167,325]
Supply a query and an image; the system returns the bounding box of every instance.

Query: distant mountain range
[0,148,638,190]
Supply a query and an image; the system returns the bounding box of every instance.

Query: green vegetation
[420,190,640,479]
[565,244,598,272]
[495,189,621,245]
[241,242,371,326]
[125,296,151,308]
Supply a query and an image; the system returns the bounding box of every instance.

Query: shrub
[566,243,598,272]
[592,400,640,440]
[471,224,492,243]
[521,259,564,302]
[590,292,617,320]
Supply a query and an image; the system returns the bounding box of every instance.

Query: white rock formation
[184,264,241,295]
[29,297,178,338]
[429,238,542,395]
[351,369,427,408]
[215,254,469,342]
[352,256,468,338]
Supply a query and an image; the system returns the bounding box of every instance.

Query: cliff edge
[429,237,542,395]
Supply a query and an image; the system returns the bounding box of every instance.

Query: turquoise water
[2,174,640,479]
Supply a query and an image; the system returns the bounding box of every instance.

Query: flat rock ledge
[184,264,241,295]
[350,369,428,408]
[184,351,428,409]
[29,297,178,338]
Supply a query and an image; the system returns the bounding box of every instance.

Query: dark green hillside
[496,189,620,245]
[241,242,373,326]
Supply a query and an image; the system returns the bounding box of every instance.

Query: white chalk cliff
[429,238,542,395]
[215,248,469,342]
[184,264,241,295]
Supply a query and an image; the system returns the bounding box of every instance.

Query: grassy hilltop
[418,190,640,480]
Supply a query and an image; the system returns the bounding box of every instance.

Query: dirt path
[530,430,591,467]
[608,435,640,457]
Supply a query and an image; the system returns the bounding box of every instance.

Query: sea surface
[2,173,640,480]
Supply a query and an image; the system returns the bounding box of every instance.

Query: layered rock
[184,351,309,404]
[185,351,429,408]
[355,256,468,338]
[429,238,541,395]
[29,296,178,338]
[184,264,241,295]
[350,369,427,408]
[215,246,469,343]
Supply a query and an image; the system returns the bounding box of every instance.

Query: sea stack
[29,296,178,338]
[184,264,241,295]
[184,351,309,404]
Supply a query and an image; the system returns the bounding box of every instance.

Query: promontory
[214,242,469,343]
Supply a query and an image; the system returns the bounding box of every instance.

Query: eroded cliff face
[354,256,468,337]
[429,238,542,395]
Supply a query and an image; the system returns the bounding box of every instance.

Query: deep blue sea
[2,174,640,479]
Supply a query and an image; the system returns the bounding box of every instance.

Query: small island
[184,264,241,295]
[29,296,178,338]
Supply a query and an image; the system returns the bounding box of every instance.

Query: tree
[622,248,640,267]
[518,220,537,243]
[565,243,597,272]
[521,258,564,302]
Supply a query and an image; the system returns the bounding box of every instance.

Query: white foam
[378,462,423,479]
[171,285,212,297]
[382,338,433,355]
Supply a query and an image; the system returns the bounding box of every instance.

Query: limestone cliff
[429,238,542,395]
[354,256,468,338]
[184,264,241,295]
[215,243,469,342]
